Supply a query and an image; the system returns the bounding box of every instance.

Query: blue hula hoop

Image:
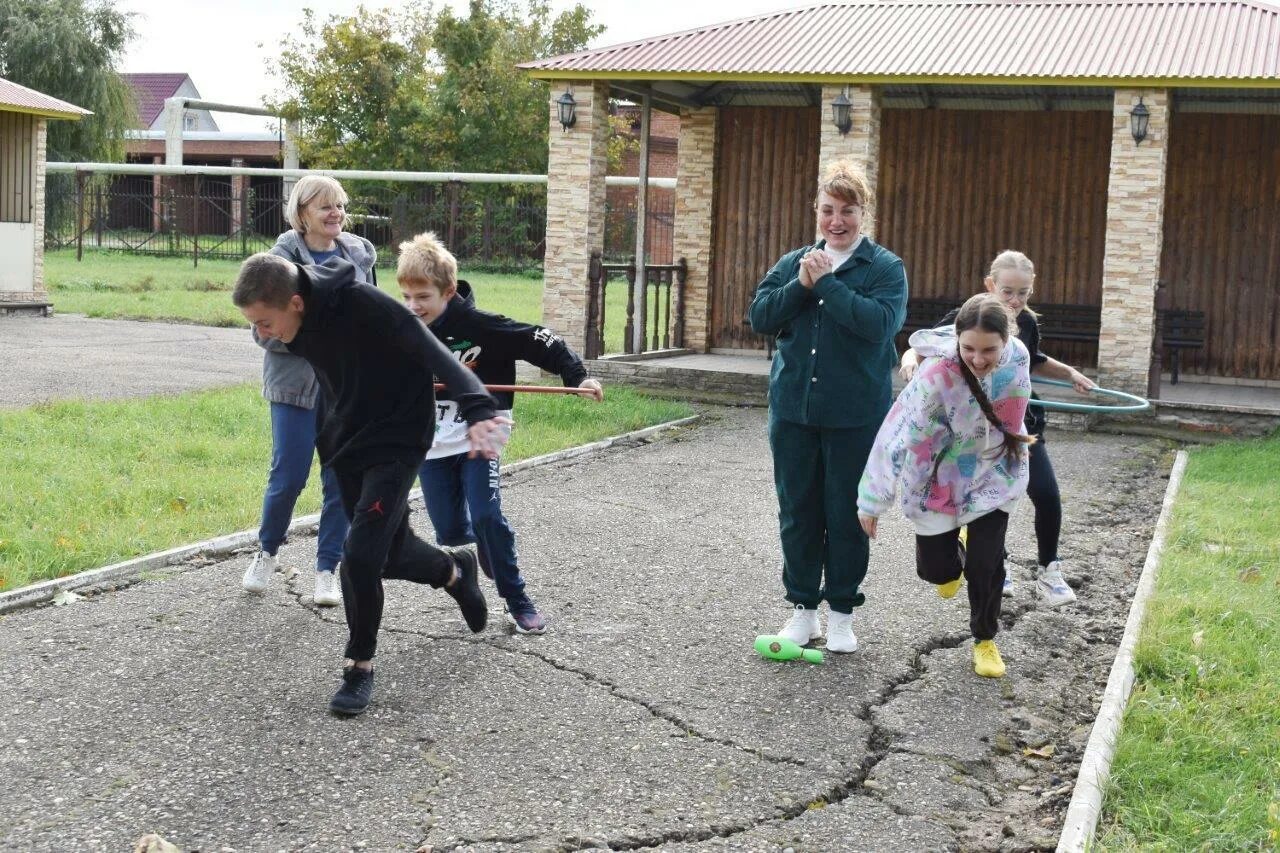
[1029,377,1151,413]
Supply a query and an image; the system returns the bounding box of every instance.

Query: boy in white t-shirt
[397,232,603,633]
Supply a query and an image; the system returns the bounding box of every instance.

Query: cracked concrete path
[0,407,1170,852]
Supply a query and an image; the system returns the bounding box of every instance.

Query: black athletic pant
[916,510,1010,641]
[334,460,455,661]
[1025,435,1063,568]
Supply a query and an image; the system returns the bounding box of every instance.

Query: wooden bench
[901,298,1205,383]
[1159,309,1207,384]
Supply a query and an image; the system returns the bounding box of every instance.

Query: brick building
[523,0,1280,391]
[0,77,90,315]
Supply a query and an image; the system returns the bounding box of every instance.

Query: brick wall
[673,107,717,353]
[817,84,881,238]
[1098,89,1169,393]
[33,119,46,295]
[541,81,609,351]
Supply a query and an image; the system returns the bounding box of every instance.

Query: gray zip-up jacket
[256,230,377,408]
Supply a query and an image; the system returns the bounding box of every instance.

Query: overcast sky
[118,0,800,131]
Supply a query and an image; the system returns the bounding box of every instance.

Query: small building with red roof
[0,77,90,314]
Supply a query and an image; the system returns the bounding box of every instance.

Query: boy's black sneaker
[444,546,488,633]
[504,592,547,635]
[328,666,374,716]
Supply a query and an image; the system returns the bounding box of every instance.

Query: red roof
[0,77,91,119]
[522,0,1280,84]
[122,73,191,126]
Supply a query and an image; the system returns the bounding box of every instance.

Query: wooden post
[673,257,687,348]
[631,93,651,354]
[624,259,637,355]
[585,251,602,360]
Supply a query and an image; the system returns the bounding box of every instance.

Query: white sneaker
[313,569,342,607]
[778,604,822,645]
[1002,560,1016,596]
[825,611,858,654]
[1036,561,1077,606]
[241,551,277,594]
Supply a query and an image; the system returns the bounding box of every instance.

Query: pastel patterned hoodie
[858,326,1033,535]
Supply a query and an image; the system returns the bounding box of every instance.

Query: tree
[270,0,601,174]
[0,0,136,161]
[271,5,436,172]
[428,0,602,174]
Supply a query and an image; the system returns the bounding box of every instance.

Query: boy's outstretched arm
[494,315,604,401]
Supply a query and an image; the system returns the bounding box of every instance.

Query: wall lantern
[830,86,853,135]
[1130,96,1150,144]
[557,86,577,131]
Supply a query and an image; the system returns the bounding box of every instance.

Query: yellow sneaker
[973,640,1006,678]
[937,576,963,599]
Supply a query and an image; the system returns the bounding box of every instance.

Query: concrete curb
[0,414,701,616]
[1056,449,1190,853]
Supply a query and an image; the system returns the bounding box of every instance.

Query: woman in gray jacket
[241,175,377,606]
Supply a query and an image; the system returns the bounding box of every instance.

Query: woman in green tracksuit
[748,160,908,654]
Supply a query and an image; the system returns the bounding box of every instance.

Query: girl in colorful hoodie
[857,294,1034,678]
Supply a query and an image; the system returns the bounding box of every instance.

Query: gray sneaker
[1036,561,1077,606]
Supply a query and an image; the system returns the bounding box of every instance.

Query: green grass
[0,384,692,591]
[44,249,635,353]
[1097,433,1280,851]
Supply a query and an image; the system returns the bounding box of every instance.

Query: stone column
[673,107,717,353]
[1097,89,1170,393]
[32,119,47,299]
[541,80,609,352]
[230,157,247,236]
[817,84,881,237]
[152,155,164,234]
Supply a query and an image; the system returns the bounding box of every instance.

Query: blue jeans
[418,453,525,600]
[259,398,348,572]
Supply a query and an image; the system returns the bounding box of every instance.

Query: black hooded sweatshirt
[428,280,588,409]
[283,259,497,470]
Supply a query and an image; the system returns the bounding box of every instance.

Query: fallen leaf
[51,589,83,607]
[1023,744,1056,759]
[1191,630,1204,648]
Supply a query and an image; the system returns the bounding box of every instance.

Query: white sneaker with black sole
[241,551,277,594]
[313,569,342,607]
[778,604,822,646]
[1036,561,1077,606]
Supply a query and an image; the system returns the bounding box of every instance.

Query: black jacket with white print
[428,281,589,409]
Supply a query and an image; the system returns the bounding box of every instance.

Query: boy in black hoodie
[233,252,511,716]
[396,232,603,634]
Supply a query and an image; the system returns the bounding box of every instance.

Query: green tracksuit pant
[768,413,879,614]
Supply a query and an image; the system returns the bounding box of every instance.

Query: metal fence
[44,167,675,271]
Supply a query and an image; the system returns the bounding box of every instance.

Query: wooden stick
[434,383,598,396]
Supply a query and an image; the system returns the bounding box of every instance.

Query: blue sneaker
[504,593,546,635]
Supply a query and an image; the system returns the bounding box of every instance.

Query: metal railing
[44,163,676,271]
[585,251,686,359]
